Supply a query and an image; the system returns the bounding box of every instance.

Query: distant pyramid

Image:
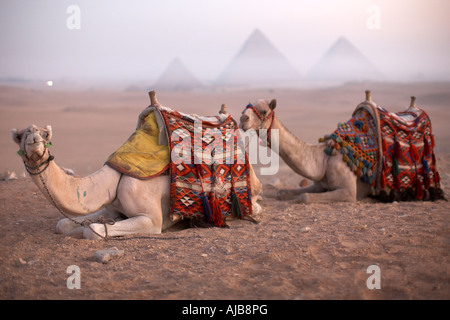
[307,37,383,82]
[216,29,301,87]
[154,58,203,91]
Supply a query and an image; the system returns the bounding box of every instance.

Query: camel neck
[269,115,324,181]
[270,116,307,154]
[29,160,122,216]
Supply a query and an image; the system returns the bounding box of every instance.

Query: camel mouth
[25,141,45,150]
[239,123,251,132]
[24,140,46,158]
[26,141,43,146]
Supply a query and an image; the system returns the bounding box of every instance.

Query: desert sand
[0,82,449,300]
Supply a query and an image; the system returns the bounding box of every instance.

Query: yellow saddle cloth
[106,111,170,179]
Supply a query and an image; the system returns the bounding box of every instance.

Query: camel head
[11,124,52,163]
[239,99,276,132]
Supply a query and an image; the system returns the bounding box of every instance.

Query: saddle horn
[365,90,372,102]
[148,90,161,106]
[410,96,417,108]
[219,104,227,114]
[406,96,420,112]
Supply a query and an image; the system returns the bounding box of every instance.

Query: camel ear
[11,128,23,144]
[44,125,52,142]
[269,99,277,111]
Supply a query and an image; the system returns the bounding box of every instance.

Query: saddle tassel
[423,137,431,156]
[230,164,246,219]
[209,193,225,227]
[410,143,420,162]
[201,194,213,222]
[414,176,424,200]
[231,192,244,219]
[209,164,225,227]
[424,172,431,190]
[195,164,213,223]
[380,171,387,189]
[392,139,401,189]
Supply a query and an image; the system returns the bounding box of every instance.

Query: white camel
[11,92,262,240]
[239,92,393,203]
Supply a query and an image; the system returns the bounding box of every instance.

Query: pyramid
[216,29,301,87]
[307,37,383,82]
[154,58,203,91]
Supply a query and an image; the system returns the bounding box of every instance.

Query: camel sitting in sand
[239,91,426,204]
[11,92,262,240]
[239,91,445,203]
[240,98,365,203]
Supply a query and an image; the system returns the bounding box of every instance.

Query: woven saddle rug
[160,106,253,227]
[159,106,253,226]
[320,102,443,201]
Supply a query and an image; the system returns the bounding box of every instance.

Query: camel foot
[82,223,106,240]
[293,189,356,204]
[56,218,76,234]
[276,189,300,201]
[294,193,311,204]
[56,218,84,237]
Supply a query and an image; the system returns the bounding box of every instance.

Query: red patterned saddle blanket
[159,107,253,226]
[377,106,443,201]
[320,101,444,201]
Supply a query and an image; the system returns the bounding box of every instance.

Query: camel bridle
[245,103,275,147]
[23,150,54,176]
[18,142,54,176]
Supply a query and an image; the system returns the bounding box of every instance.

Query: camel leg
[276,182,325,200]
[295,187,356,204]
[56,208,122,238]
[83,215,163,240]
[294,156,357,203]
[83,175,171,240]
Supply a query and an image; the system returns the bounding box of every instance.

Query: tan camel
[239,95,378,203]
[11,92,262,240]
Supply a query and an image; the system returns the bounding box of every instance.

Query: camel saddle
[320,99,444,202]
[106,105,253,226]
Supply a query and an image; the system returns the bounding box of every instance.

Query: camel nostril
[241,115,249,122]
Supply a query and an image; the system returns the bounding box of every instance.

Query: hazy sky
[1,0,449,83]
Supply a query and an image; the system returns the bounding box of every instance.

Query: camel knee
[338,185,357,202]
[252,202,262,215]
